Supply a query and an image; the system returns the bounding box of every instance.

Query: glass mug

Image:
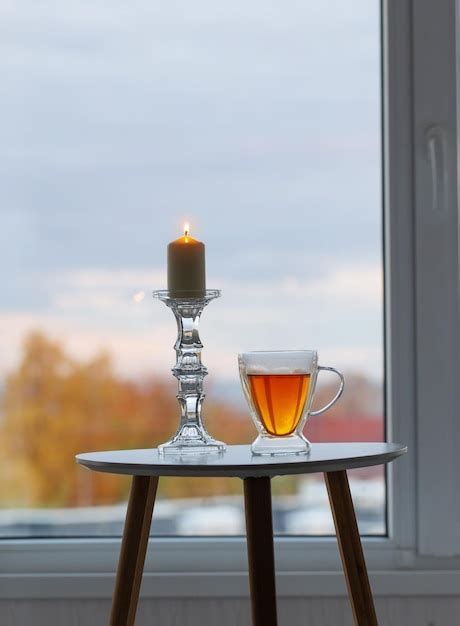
[238,350,344,455]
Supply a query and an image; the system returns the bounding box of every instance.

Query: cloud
[0,262,383,386]
[0,0,383,398]
[280,265,382,303]
[0,311,173,382]
[56,268,166,289]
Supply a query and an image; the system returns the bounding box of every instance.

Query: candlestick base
[153,289,226,455]
[158,424,226,455]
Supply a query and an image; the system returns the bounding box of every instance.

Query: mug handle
[310,366,345,417]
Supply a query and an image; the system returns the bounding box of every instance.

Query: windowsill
[2,536,460,599]
[2,569,460,600]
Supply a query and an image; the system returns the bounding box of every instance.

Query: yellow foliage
[0,331,253,506]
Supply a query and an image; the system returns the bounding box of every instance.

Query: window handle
[425,125,447,213]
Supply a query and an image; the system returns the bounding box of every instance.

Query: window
[0,0,383,539]
[2,0,459,602]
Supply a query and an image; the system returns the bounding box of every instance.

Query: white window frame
[2,0,460,600]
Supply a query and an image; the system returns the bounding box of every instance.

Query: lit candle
[167,223,206,297]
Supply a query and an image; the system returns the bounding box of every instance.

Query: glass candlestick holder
[152,289,226,454]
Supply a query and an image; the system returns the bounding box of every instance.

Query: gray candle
[167,224,206,298]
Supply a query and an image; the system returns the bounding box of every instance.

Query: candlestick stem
[152,289,226,454]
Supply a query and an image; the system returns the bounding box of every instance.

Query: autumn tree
[0,331,383,509]
[0,331,256,506]
[0,332,178,506]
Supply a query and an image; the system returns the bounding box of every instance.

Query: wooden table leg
[325,470,379,626]
[243,477,278,626]
[109,475,159,626]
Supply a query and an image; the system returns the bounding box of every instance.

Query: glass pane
[0,0,383,536]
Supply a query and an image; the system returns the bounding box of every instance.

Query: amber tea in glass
[239,351,344,455]
[248,373,311,436]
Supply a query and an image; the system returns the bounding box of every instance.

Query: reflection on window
[0,0,382,537]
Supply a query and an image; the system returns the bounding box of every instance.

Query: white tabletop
[76,443,406,479]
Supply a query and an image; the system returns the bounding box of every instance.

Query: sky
[0,0,382,398]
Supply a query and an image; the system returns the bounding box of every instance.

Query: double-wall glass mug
[238,350,344,455]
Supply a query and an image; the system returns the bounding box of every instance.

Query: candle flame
[184,222,190,237]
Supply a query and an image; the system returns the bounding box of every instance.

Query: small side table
[76,442,406,626]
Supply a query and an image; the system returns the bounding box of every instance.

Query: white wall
[2,596,460,626]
